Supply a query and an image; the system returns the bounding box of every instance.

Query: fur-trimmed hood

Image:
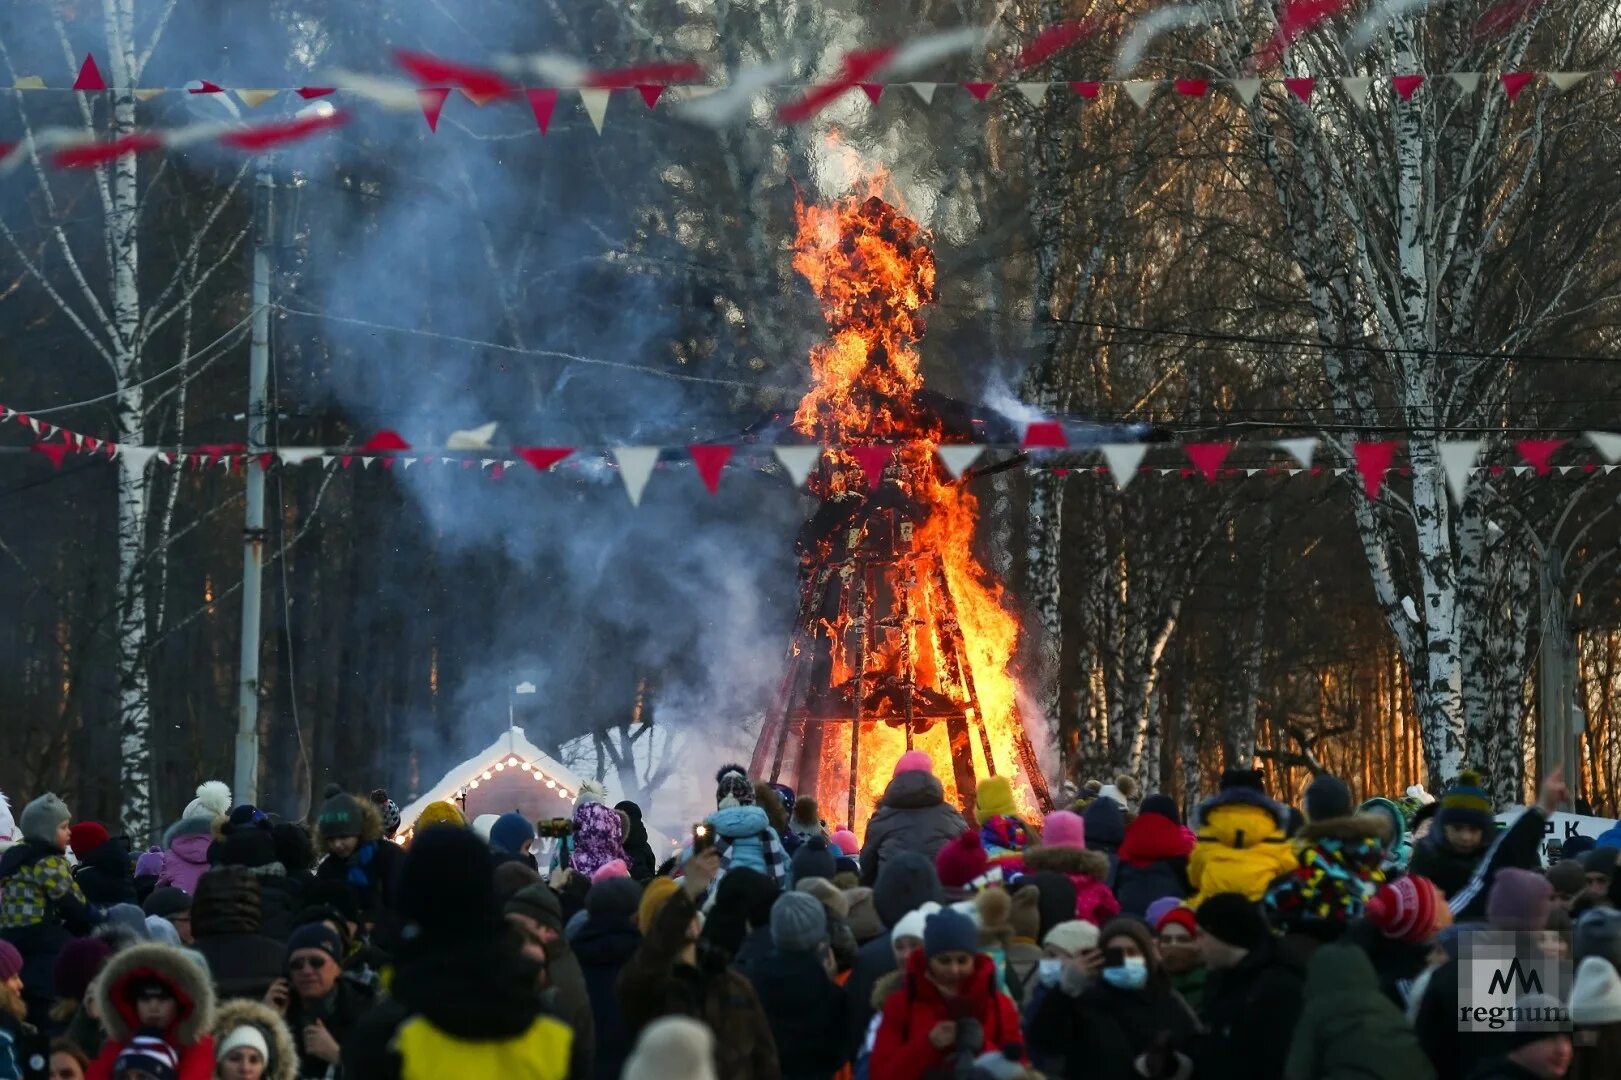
[163,814,219,848]
[1023,844,1111,881]
[211,998,298,1080]
[92,941,215,1045]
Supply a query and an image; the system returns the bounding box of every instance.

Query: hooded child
[85,942,216,1080]
[1114,794,1194,916]
[1021,811,1119,927]
[857,753,968,889]
[1186,769,1297,908]
[312,786,405,919]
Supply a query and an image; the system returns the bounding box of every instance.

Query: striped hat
[1366,875,1451,944]
[115,1030,180,1080]
[1437,770,1494,831]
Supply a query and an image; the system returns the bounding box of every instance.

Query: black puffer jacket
[857,771,967,889]
[190,866,286,1000]
[615,801,659,883]
[744,947,849,1080]
[72,838,137,908]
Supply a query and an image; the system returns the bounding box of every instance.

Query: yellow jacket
[1187,801,1297,908]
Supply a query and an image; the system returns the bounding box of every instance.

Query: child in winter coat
[563,785,625,880]
[313,786,405,920]
[1187,769,1297,907]
[1406,770,1498,899]
[85,941,216,1080]
[1021,811,1120,927]
[1359,796,1413,875]
[1264,775,1387,941]
[974,777,1037,873]
[0,794,96,1025]
[1113,794,1194,916]
[704,766,789,888]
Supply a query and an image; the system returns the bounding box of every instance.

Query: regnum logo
[1457,930,1572,1033]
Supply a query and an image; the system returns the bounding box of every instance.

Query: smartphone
[1546,838,1563,865]
[1102,946,1126,969]
[692,822,715,855]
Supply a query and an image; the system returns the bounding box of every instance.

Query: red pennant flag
[1069,81,1102,98]
[636,84,666,109]
[1474,0,1544,39]
[1283,77,1316,101]
[32,442,70,469]
[1173,79,1209,97]
[73,54,107,91]
[394,50,516,100]
[1353,440,1399,498]
[1392,74,1425,100]
[490,462,506,480]
[1499,72,1535,100]
[849,445,896,489]
[459,458,476,470]
[53,133,162,169]
[516,447,572,472]
[219,110,348,151]
[778,46,895,124]
[688,445,734,494]
[1256,0,1355,69]
[196,443,245,465]
[1185,442,1232,481]
[339,455,354,469]
[1516,438,1565,475]
[417,88,451,132]
[82,436,100,453]
[526,88,559,134]
[379,457,396,470]
[359,430,411,453]
[586,61,706,89]
[963,81,995,101]
[257,453,275,471]
[859,83,884,105]
[188,80,224,94]
[1022,421,1068,449]
[1017,20,1101,70]
[296,87,336,99]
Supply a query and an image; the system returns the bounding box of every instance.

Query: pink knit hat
[590,858,631,885]
[829,829,860,856]
[893,751,934,778]
[1041,810,1086,850]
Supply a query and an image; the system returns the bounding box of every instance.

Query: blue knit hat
[489,812,536,856]
[1437,770,1494,832]
[923,907,978,958]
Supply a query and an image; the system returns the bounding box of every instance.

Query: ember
[750,172,1052,830]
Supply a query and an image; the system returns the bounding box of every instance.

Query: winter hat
[1196,893,1272,951]
[143,888,192,919]
[769,784,797,819]
[1155,906,1198,938]
[891,901,942,945]
[216,1024,270,1064]
[216,826,278,870]
[1009,885,1041,942]
[506,884,565,934]
[792,837,839,884]
[115,1031,180,1080]
[923,907,979,958]
[1304,774,1353,822]
[829,828,860,856]
[106,903,151,941]
[286,923,343,965]
[1139,794,1180,825]
[1563,835,1596,860]
[1043,920,1100,956]
[587,876,643,920]
[399,823,505,942]
[53,936,113,1001]
[225,805,269,833]
[590,859,631,885]
[1219,768,1267,794]
[1366,876,1451,943]
[369,790,401,838]
[68,821,109,858]
[488,812,536,857]
[975,777,1018,821]
[1547,859,1588,899]
[20,793,71,847]
[637,877,681,934]
[1027,872,1079,941]
[1041,810,1086,851]
[134,846,165,878]
[413,801,466,831]
[873,852,945,928]
[771,892,829,953]
[622,1017,717,1080]
[935,830,990,890]
[1144,897,1181,928]
[270,823,315,874]
[471,814,499,841]
[1583,847,1619,878]
[183,781,232,821]
[316,785,367,840]
[796,877,850,920]
[792,796,822,832]
[844,887,882,942]
[1437,769,1495,832]
[892,750,934,778]
[145,916,181,947]
[1576,908,1621,969]
[714,764,754,808]
[1487,868,1553,932]
[1570,955,1621,1025]
[0,940,21,982]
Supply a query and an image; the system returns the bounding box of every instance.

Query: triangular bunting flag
[1513,465,1531,477]
[1516,438,1565,476]
[636,84,666,109]
[859,83,884,105]
[1585,431,1621,463]
[1450,73,1482,94]
[1229,78,1261,104]
[962,82,995,101]
[13,76,45,90]
[1185,442,1231,481]
[526,88,559,134]
[359,430,410,453]
[1283,77,1315,102]
[278,448,323,466]
[1275,437,1319,469]
[133,88,166,102]
[1099,444,1149,491]
[1340,77,1372,109]
[121,446,156,471]
[32,442,69,469]
[936,445,984,480]
[460,87,503,107]
[774,445,822,487]
[1015,82,1049,105]
[849,445,896,489]
[400,456,416,470]
[1547,71,1591,92]
[188,80,224,94]
[613,447,659,505]
[1022,421,1068,449]
[579,88,611,133]
[516,447,572,472]
[910,82,937,104]
[297,87,336,99]
[1499,72,1535,100]
[1392,74,1425,101]
[237,89,279,109]
[1068,80,1102,99]
[361,456,377,469]
[73,54,106,92]
[1172,79,1208,97]
[1124,80,1159,109]
[1445,441,1484,502]
[1353,440,1398,499]
[417,88,450,132]
[688,445,733,494]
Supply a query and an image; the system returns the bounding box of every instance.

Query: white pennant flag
[320,455,336,467]
[936,445,984,479]
[446,422,497,450]
[1124,80,1159,109]
[1547,71,1591,92]
[25,417,40,434]
[579,88,611,134]
[1015,82,1050,105]
[120,446,156,471]
[1340,77,1372,109]
[1229,78,1261,104]
[1439,440,1482,505]
[773,445,821,488]
[1099,443,1149,491]
[278,447,323,466]
[1275,437,1318,470]
[1585,431,1621,463]
[910,82,937,104]
[479,457,495,470]
[1450,73,1482,94]
[613,447,659,506]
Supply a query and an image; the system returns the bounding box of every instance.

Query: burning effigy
[748,176,1052,831]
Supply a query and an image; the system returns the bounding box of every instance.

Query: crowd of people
[0,754,1619,1079]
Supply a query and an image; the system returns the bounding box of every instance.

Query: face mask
[1101,956,1148,990]
[1037,958,1063,987]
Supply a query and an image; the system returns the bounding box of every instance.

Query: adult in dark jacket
[742,893,848,1080]
[1027,916,1199,1079]
[700,867,778,966]
[506,882,595,1079]
[1189,893,1307,1080]
[214,818,304,941]
[1080,797,1126,885]
[313,786,405,923]
[190,867,286,1000]
[615,801,659,883]
[1284,941,1436,1079]
[857,753,966,890]
[571,878,642,1080]
[67,825,136,909]
[842,852,945,1057]
[1112,796,1193,916]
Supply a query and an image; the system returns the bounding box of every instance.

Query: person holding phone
[262,924,374,1078]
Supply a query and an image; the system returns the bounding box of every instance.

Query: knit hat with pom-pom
[1437,769,1495,832]
[183,780,232,821]
[714,764,753,808]
[576,780,610,807]
[369,790,401,838]
[935,830,990,890]
[1366,876,1451,943]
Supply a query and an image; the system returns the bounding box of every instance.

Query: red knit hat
[1366,875,1452,943]
[68,821,109,858]
[1155,906,1198,938]
[935,830,990,889]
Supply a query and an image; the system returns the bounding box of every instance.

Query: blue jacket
[706,805,788,886]
[1595,821,1621,850]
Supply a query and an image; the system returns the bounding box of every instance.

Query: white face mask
[1037,958,1063,987]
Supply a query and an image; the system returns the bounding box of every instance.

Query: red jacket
[870,950,1025,1080]
[84,942,216,1080]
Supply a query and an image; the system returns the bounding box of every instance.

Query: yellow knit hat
[414,800,466,831]
[975,776,1017,821]
[638,877,681,934]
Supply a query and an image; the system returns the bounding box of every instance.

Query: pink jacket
[1023,844,1122,927]
[158,832,213,895]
